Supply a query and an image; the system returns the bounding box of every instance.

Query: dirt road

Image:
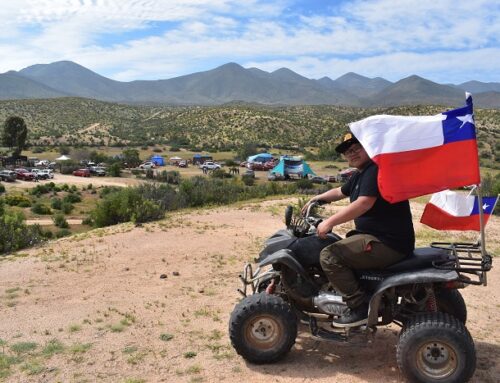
[0,198,498,382]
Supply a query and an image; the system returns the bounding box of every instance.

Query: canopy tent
[151,155,165,166]
[192,154,213,164]
[269,156,315,179]
[247,153,273,163]
[55,155,71,161]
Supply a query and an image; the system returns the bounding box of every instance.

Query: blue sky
[1,0,499,84]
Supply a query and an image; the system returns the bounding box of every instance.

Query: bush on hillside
[108,163,121,177]
[53,213,69,228]
[0,206,44,254]
[31,202,52,215]
[5,194,31,207]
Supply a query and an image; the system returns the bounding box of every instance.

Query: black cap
[335,132,360,154]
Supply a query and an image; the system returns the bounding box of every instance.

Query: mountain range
[1,61,499,108]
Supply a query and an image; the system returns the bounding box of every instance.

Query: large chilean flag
[350,94,480,203]
[421,190,498,231]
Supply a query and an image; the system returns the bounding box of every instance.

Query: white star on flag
[483,203,490,210]
[457,113,474,129]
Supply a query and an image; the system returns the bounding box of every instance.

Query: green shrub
[4,194,31,207]
[53,213,69,228]
[51,198,62,210]
[61,202,74,214]
[55,229,71,238]
[89,177,297,228]
[91,188,142,227]
[296,178,314,190]
[0,210,44,254]
[63,193,81,203]
[241,175,255,186]
[132,199,165,224]
[32,146,45,153]
[108,163,121,177]
[0,184,5,194]
[31,203,52,215]
[29,184,52,196]
[82,216,93,226]
[42,230,53,239]
[156,170,181,184]
[145,169,154,179]
[210,169,232,179]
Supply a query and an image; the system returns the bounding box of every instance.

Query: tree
[2,116,27,157]
[122,148,141,168]
[236,142,259,161]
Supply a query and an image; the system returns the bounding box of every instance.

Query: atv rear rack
[431,242,493,285]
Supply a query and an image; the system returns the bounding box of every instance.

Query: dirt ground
[0,198,498,383]
[3,173,141,191]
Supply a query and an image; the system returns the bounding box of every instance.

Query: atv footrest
[308,317,347,342]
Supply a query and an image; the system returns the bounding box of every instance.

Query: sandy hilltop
[0,198,498,382]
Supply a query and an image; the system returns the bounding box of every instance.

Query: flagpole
[476,184,487,285]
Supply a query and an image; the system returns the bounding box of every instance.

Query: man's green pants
[319,234,407,309]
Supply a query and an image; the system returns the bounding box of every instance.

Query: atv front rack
[238,263,278,297]
[431,242,493,285]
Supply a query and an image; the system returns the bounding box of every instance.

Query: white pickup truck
[200,161,221,170]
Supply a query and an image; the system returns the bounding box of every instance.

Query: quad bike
[229,201,493,383]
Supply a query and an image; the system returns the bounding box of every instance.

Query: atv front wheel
[397,312,476,383]
[229,292,297,364]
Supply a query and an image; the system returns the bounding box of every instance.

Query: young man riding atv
[302,132,415,327]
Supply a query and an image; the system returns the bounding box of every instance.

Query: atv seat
[385,247,455,272]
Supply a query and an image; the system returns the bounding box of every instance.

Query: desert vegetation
[0,99,498,167]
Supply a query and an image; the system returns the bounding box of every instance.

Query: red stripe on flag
[372,140,480,203]
[420,203,490,231]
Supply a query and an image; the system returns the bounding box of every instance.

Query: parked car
[90,166,106,176]
[139,161,156,169]
[34,159,50,167]
[0,170,16,182]
[200,161,221,170]
[73,168,91,177]
[31,168,50,180]
[15,168,36,181]
[178,160,188,168]
[39,169,54,179]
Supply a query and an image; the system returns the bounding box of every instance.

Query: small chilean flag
[350,93,480,203]
[420,190,498,231]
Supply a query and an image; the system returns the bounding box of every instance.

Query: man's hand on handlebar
[317,219,334,239]
[301,199,327,216]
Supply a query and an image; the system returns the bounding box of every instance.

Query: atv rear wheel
[397,312,476,383]
[229,292,297,364]
[435,289,467,324]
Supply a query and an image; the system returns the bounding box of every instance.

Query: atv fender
[367,268,459,326]
[259,249,315,286]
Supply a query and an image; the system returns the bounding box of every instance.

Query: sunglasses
[343,144,363,157]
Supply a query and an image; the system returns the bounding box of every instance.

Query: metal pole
[476,184,487,285]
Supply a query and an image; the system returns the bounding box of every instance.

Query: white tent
[169,156,182,161]
[55,155,71,161]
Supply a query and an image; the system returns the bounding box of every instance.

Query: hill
[0,98,498,167]
[1,61,499,108]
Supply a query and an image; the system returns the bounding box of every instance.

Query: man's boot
[332,303,369,327]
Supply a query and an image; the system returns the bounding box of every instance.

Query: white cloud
[0,0,498,83]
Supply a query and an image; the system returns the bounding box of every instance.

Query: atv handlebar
[303,200,327,228]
